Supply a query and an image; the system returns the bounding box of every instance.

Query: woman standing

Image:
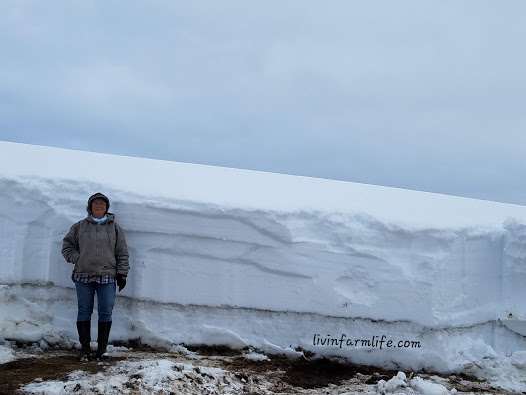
[62,192,129,362]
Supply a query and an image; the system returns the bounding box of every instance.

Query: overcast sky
[1,1,526,205]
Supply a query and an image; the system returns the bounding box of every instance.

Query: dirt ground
[0,344,519,395]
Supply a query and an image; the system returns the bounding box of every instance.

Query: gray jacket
[62,213,129,277]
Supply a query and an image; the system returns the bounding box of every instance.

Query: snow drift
[1,141,526,373]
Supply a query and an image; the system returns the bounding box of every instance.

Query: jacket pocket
[71,253,81,265]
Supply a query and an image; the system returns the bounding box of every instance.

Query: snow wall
[2,141,526,373]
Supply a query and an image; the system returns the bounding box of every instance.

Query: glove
[116,274,127,292]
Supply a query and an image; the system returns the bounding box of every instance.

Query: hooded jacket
[62,213,129,277]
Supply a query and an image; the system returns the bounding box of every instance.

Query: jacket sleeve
[115,223,130,276]
[62,222,81,264]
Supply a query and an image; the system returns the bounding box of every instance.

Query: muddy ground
[0,344,518,395]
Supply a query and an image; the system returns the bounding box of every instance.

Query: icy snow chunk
[169,344,195,355]
[243,351,270,361]
[0,344,15,363]
[396,371,407,381]
[410,377,449,395]
[21,380,66,394]
[377,371,407,393]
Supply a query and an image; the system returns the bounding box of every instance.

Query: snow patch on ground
[16,358,456,395]
[243,350,270,361]
[0,343,15,364]
[21,359,244,395]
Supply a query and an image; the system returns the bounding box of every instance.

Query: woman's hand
[116,274,127,292]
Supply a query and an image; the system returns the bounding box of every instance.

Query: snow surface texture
[21,359,248,395]
[2,141,526,374]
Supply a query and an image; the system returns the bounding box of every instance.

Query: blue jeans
[75,281,116,322]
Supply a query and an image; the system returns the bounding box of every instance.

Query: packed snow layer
[2,141,526,372]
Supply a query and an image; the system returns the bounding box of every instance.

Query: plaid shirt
[72,274,116,284]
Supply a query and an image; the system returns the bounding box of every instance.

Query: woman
[62,192,129,362]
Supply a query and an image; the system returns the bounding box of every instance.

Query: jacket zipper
[96,223,100,275]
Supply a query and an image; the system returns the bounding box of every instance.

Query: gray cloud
[1,1,526,205]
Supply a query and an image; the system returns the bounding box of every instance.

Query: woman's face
[91,198,107,219]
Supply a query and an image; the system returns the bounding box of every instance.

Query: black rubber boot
[96,321,112,361]
[76,321,91,362]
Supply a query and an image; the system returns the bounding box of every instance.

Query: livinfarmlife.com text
[313,334,421,349]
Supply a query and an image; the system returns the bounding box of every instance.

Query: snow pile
[458,349,526,392]
[2,141,526,376]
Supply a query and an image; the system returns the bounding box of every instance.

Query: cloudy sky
[1,1,525,205]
